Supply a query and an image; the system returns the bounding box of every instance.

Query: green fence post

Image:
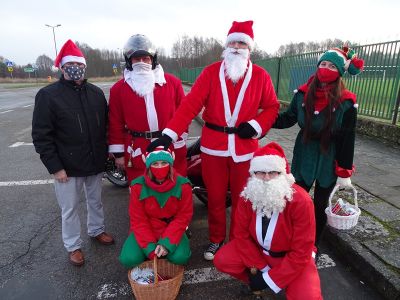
[276,57,281,98]
[392,87,400,125]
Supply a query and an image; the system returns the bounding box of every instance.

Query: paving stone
[363,237,400,269]
[363,202,400,222]
[388,220,400,232]
[346,215,390,241]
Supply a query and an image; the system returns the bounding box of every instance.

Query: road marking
[0,179,54,186]
[317,253,336,269]
[97,282,131,299]
[9,142,33,147]
[0,110,14,114]
[22,104,34,108]
[96,257,335,299]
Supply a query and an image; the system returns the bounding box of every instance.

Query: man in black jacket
[32,40,114,266]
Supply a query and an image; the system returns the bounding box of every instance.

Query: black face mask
[64,65,86,81]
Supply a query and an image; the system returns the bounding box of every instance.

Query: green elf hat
[318,44,364,76]
[143,146,175,168]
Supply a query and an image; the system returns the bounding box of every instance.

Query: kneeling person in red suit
[119,147,193,267]
[214,142,322,299]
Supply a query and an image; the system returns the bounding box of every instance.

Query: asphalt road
[0,83,384,300]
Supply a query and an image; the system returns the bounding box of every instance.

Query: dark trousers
[296,180,336,246]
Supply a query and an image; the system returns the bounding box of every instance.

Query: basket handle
[153,256,158,284]
[328,184,358,212]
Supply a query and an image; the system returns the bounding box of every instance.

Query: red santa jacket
[234,184,316,291]
[164,61,280,162]
[108,73,187,161]
[129,175,193,257]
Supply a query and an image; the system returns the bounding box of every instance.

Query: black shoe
[203,242,223,260]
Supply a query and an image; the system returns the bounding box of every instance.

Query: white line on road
[0,179,54,186]
[22,104,34,108]
[96,258,335,299]
[9,142,33,147]
[0,110,14,114]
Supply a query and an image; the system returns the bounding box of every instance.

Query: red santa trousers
[214,239,322,300]
[201,153,250,243]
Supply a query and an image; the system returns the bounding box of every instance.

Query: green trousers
[119,232,191,268]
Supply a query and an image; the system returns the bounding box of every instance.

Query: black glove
[146,134,172,152]
[237,122,257,139]
[249,270,269,292]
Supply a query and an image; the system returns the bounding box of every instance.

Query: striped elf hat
[143,146,175,168]
[318,44,364,76]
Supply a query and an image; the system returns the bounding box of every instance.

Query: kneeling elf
[119,146,193,267]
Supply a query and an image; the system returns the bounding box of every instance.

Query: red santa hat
[249,142,295,184]
[54,39,86,68]
[225,20,255,50]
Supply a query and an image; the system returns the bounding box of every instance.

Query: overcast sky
[2,0,399,66]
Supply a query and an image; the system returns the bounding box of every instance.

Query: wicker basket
[325,184,361,230]
[128,257,184,300]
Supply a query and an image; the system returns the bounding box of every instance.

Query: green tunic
[274,91,357,188]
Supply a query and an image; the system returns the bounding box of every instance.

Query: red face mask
[316,67,340,83]
[150,165,170,181]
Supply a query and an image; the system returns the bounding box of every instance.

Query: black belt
[160,217,174,224]
[205,122,238,134]
[262,247,286,258]
[127,129,162,140]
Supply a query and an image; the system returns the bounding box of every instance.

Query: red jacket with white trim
[234,184,316,290]
[165,61,279,162]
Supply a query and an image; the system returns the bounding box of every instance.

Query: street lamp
[45,24,61,58]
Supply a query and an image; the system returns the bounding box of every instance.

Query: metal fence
[178,41,400,124]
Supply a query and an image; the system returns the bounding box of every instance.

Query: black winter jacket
[32,76,108,177]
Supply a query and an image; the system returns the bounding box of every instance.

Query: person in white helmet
[108,34,188,184]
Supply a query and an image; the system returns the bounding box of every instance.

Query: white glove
[336,177,352,188]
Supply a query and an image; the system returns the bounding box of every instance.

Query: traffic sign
[24,67,35,73]
[7,67,13,72]
[112,63,117,68]
[6,61,13,67]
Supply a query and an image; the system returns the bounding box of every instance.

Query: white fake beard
[222,47,250,83]
[241,175,294,218]
[124,62,155,97]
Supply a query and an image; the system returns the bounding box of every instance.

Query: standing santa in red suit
[147,21,280,260]
[108,34,187,183]
[214,142,322,299]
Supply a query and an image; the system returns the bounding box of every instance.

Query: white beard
[241,175,294,218]
[124,62,155,97]
[222,47,250,83]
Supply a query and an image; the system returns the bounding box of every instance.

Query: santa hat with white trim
[225,20,255,50]
[249,142,295,185]
[54,39,86,69]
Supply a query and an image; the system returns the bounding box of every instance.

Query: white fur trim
[263,271,281,294]
[226,32,254,49]
[293,89,298,94]
[314,111,319,115]
[109,144,124,153]
[60,55,86,67]
[260,265,271,273]
[249,155,286,174]
[286,173,295,186]
[248,119,262,138]
[162,128,178,142]
[353,104,359,109]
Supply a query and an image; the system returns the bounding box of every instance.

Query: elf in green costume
[119,146,193,267]
[273,45,364,247]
